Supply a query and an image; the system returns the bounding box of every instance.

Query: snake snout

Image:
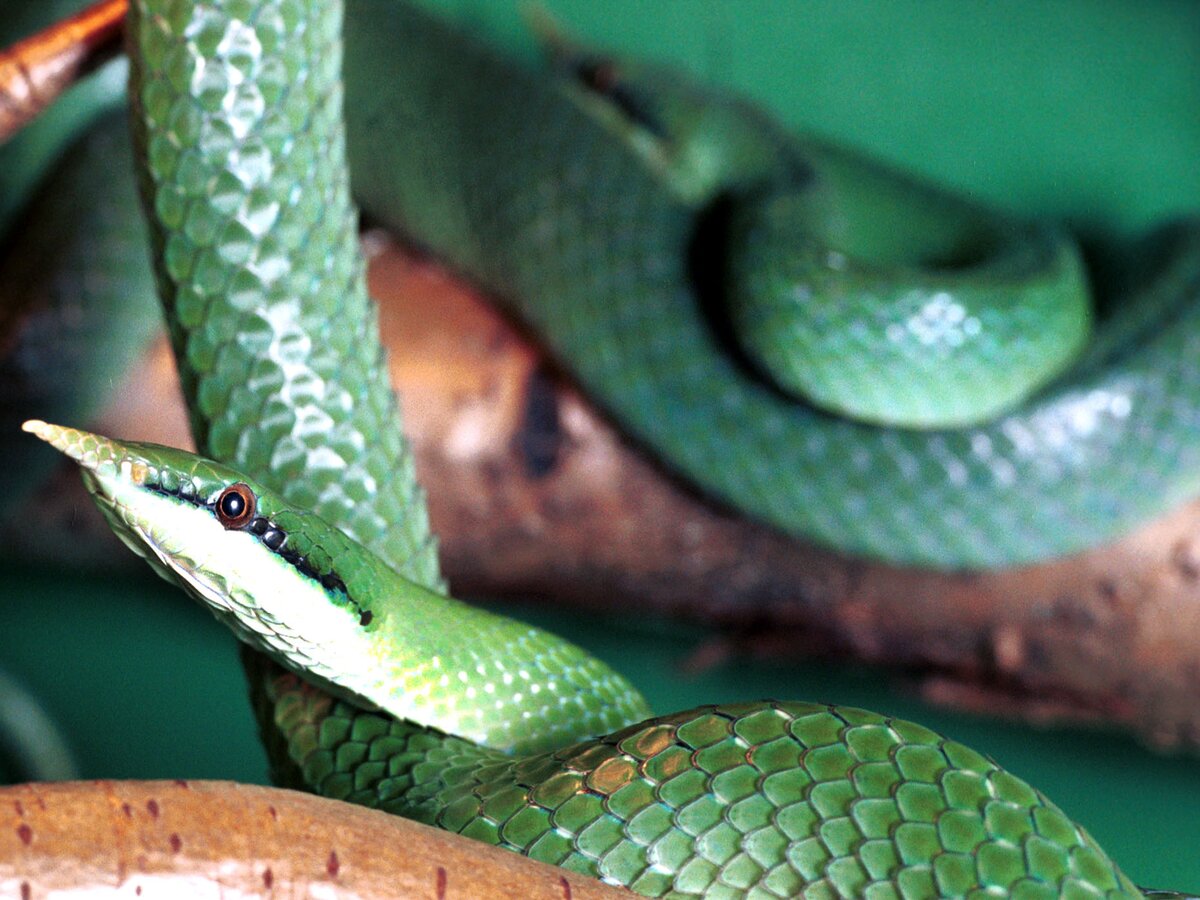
[21,419,108,471]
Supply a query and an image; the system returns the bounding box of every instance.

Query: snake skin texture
[127,0,441,590]
[250,657,1139,898]
[29,414,1150,895]
[726,181,1090,428]
[343,0,1200,569]
[108,0,1168,895]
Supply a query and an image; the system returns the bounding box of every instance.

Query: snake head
[535,16,795,204]
[24,420,652,751]
[21,419,390,710]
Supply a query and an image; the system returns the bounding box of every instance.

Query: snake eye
[215,483,256,530]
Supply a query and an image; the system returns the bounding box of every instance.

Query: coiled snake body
[12,0,1200,896]
[338,1,1200,570]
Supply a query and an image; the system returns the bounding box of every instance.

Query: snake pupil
[215,483,256,530]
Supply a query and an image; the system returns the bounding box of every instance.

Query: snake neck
[244,649,507,820]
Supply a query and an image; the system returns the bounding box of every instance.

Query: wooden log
[0,779,630,899]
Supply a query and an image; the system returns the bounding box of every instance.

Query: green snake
[336,2,1200,570]
[8,0,1200,896]
[5,0,1200,570]
[21,418,1163,896]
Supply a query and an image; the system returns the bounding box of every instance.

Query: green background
[3,0,1200,893]
[424,0,1200,243]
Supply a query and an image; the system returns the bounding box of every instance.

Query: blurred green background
[423,0,1200,243]
[2,0,1200,893]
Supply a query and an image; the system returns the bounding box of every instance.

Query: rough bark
[8,236,1200,750]
[0,779,630,898]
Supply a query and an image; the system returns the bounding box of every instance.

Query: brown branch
[11,234,1198,750]
[0,0,125,144]
[0,779,630,898]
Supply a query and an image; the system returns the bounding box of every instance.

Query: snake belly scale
[13,0,1198,896]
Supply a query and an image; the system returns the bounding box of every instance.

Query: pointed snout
[21,419,111,471]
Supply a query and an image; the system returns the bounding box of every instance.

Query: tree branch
[0,779,629,898]
[10,235,1200,750]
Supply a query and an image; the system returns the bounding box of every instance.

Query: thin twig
[0,0,127,144]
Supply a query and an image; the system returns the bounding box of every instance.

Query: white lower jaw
[93,470,380,706]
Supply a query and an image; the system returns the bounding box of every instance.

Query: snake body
[27,422,1144,897]
[12,0,1192,894]
[338,0,1200,569]
[8,0,1198,895]
[5,1,1200,570]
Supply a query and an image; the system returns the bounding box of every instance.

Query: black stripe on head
[243,523,372,625]
[571,56,666,138]
[146,481,203,505]
[145,483,372,627]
